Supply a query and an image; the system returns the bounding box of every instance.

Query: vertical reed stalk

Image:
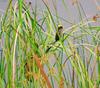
[12,25,20,88]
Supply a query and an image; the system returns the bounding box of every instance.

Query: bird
[45,25,63,53]
[55,25,63,42]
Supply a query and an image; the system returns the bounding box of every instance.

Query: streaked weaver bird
[46,25,63,53]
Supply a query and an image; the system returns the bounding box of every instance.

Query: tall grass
[0,0,100,88]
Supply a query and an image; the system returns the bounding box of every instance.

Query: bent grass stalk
[12,24,21,88]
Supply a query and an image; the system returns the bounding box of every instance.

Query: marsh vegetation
[0,0,100,88]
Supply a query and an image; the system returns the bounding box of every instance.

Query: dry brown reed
[33,54,52,88]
